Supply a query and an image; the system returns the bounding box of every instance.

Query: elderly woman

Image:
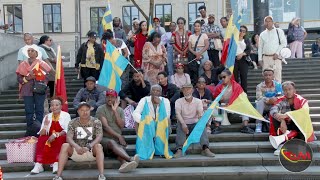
[142,32,167,85]
[16,45,52,136]
[38,35,57,97]
[188,20,209,85]
[31,97,71,174]
[287,18,307,58]
[170,63,191,89]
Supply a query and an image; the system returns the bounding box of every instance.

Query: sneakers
[130,154,140,165]
[174,149,183,158]
[274,144,284,156]
[201,148,215,157]
[31,162,44,174]
[118,161,138,173]
[211,126,223,134]
[53,176,63,180]
[255,123,262,133]
[98,174,106,180]
[52,162,58,174]
[241,126,255,134]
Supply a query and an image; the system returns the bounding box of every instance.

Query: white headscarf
[22,44,42,59]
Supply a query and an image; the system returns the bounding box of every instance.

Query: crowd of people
[13,5,316,180]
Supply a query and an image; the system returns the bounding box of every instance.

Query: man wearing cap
[174,83,215,158]
[53,102,106,180]
[76,30,104,84]
[96,89,140,173]
[196,5,208,24]
[152,17,166,36]
[73,76,105,116]
[201,14,221,68]
[258,16,287,82]
[119,69,150,108]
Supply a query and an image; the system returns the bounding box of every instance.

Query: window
[43,4,62,33]
[304,0,320,20]
[3,4,23,33]
[155,4,172,31]
[269,0,299,22]
[122,6,139,34]
[229,0,253,24]
[90,7,105,33]
[188,2,205,30]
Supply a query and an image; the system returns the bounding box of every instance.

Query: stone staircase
[1,58,320,180]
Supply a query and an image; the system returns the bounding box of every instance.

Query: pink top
[170,73,191,88]
[175,97,203,124]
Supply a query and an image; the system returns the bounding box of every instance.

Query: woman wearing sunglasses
[212,69,255,134]
[234,25,252,93]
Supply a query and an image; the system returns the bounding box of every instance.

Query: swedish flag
[148,16,154,35]
[136,99,156,160]
[99,0,113,37]
[97,40,128,92]
[182,86,229,154]
[155,99,173,159]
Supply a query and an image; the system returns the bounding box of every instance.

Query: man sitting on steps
[96,89,139,173]
[53,102,105,180]
[174,83,215,158]
[255,68,283,133]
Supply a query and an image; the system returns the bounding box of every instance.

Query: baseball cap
[182,83,193,88]
[85,76,96,82]
[208,14,215,18]
[175,63,184,68]
[106,89,118,97]
[87,31,97,38]
[78,102,91,109]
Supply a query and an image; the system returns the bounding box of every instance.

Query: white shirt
[236,39,246,55]
[196,16,208,24]
[132,96,171,123]
[258,28,287,61]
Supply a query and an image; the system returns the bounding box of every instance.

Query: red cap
[153,17,160,21]
[106,89,118,97]
[175,63,184,68]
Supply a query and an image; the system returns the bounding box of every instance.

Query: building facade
[1,0,319,53]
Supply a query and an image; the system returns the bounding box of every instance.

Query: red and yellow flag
[54,45,68,112]
[216,80,267,122]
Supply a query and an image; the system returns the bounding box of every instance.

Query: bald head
[24,33,34,45]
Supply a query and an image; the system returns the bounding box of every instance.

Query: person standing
[201,14,221,68]
[75,31,104,85]
[161,22,177,76]
[250,34,259,69]
[113,17,127,41]
[196,5,208,24]
[287,17,307,58]
[38,35,57,98]
[258,16,287,83]
[233,25,251,93]
[142,32,167,85]
[132,21,148,68]
[152,17,166,36]
[188,20,209,85]
[220,17,228,40]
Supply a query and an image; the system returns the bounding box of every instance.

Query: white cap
[279,48,291,59]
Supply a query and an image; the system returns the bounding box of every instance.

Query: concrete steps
[3,166,320,180]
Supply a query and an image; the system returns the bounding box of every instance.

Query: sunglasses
[221,76,227,79]
[240,29,246,33]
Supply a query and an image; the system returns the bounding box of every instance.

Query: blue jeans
[167,46,174,76]
[23,94,46,126]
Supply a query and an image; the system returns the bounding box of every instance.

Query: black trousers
[47,81,55,98]
[233,58,248,93]
[81,67,99,86]
[207,49,220,68]
[272,118,304,140]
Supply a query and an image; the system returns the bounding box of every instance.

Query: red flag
[54,45,68,112]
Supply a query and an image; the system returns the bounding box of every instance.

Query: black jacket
[161,83,180,104]
[75,41,104,69]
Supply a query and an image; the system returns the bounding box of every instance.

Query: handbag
[5,136,38,163]
[33,81,47,95]
[213,38,223,51]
